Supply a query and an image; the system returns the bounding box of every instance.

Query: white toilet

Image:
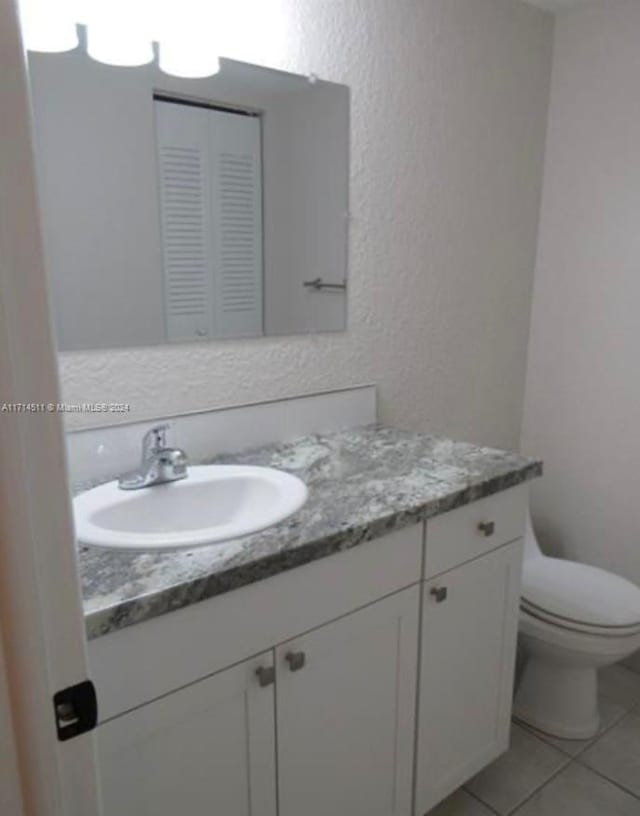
[513,513,640,739]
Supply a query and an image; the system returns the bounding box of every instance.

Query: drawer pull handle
[430,586,448,603]
[478,521,495,537]
[285,651,306,672]
[255,666,275,687]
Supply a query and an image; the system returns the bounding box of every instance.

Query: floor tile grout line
[560,703,629,759]
[586,702,640,743]
[504,755,574,816]
[512,698,631,762]
[514,721,590,762]
[460,677,640,816]
[512,717,582,759]
[572,703,640,799]
[573,756,640,802]
[507,697,640,812]
[465,719,573,815]
[509,719,572,756]
[599,690,640,715]
[463,786,502,816]
[460,752,640,816]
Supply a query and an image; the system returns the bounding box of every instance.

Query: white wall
[264,83,348,336]
[522,0,640,583]
[29,55,166,350]
[57,0,553,449]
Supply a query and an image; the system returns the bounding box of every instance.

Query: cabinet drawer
[424,486,527,579]
[89,522,423,721]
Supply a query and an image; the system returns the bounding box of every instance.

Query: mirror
[27,48,349,351]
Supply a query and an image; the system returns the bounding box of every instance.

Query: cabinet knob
[430,586,448,603]
[478,521,495,537]
[255,666,275,687]
[285,651,306,672]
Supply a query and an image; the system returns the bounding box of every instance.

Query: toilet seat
[521,599,640,638]
[519,605,640,656]
[521,556,640,635]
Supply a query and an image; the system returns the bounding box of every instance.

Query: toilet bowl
[513,514,640,739]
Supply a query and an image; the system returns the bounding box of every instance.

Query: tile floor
[428,664,640,816]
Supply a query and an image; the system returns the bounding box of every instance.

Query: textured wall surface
[522,0,640,582]
[58,0,553,450]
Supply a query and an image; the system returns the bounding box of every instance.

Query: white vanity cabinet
[276,586,419,816]
[97,651,278,816]
[97,587,419,816]
[88,486,528,816]
[90,524,423,816]
[414,489,526,815]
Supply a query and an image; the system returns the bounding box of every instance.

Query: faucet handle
[142,424,170,459]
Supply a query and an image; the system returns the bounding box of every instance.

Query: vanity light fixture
[18,0,79,53]
[19,0,221,78]
[85,0,154,67]
[158,36,220,78]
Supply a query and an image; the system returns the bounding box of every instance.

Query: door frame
[0,1,101,814]
[0,626,25,815]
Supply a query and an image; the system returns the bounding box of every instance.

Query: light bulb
[86,27,153,67]
[155,1,220,79]
[159,39,220,78]
[85,0,153,67]
[19,0,78,53]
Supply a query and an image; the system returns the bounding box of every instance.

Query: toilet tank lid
[522,557,640,628]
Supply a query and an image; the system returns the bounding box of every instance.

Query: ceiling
[521,0,602,11]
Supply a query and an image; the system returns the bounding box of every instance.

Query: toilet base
[513,657,600,739]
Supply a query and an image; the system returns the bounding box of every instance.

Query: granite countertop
[79,425,542,640]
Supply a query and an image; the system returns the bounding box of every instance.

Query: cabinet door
[276,586,420,816]
[415,541,523,815]
[97,651,277,816]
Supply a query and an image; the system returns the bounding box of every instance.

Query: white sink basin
[73,465,308,552]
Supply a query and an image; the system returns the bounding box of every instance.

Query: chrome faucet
[118,424,188,490]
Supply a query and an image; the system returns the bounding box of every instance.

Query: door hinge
[53,680,98,741]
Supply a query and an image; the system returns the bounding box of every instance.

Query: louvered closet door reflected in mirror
[156,99,264,342]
